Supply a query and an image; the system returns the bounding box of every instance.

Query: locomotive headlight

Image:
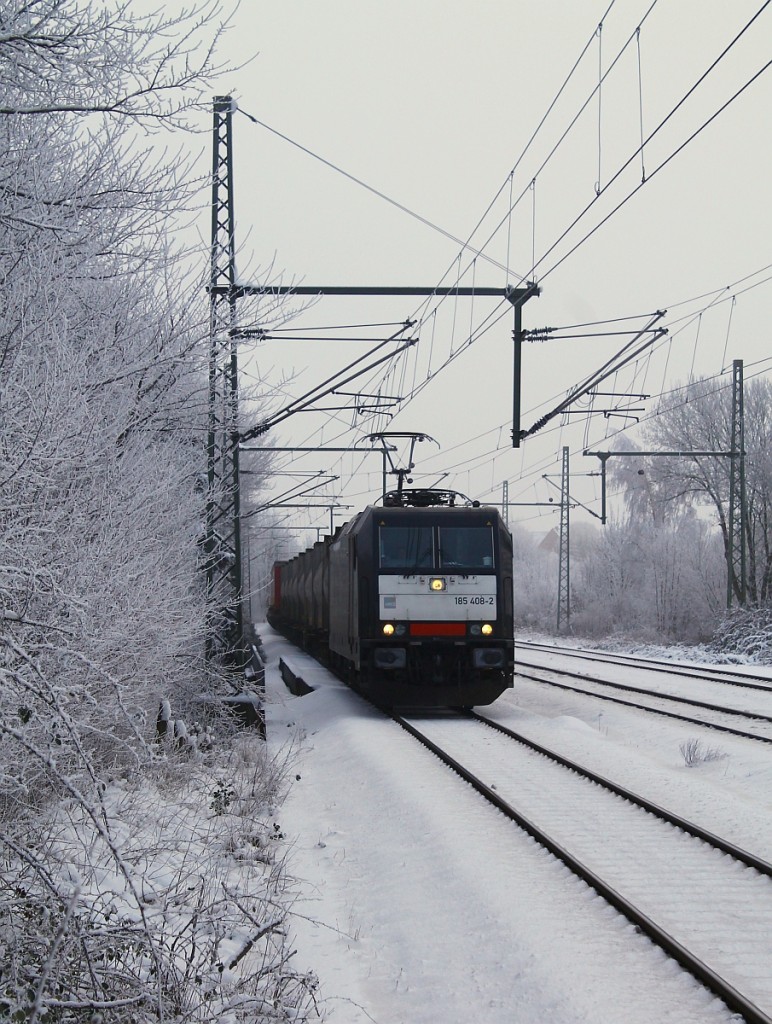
[430,577,446,592]
[481,623,494,636]
[382,623,395,636]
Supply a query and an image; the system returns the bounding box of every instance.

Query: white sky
[201,1,772,546]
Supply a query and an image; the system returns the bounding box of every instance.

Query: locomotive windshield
[379,526,434,569]
[379,524,494,570]
[438,526,495,569]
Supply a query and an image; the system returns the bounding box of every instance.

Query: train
[267,487,515,708]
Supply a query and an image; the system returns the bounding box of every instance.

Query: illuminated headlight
[382,623,395,636]
[481,623,494,636]
[430,577,446,592]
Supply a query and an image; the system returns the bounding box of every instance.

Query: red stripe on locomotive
[408,621,466,637]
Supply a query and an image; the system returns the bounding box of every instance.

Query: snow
[263,627,772,1023]
[41,735,320,1022]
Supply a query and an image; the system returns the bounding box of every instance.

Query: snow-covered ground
[263,626,772,1024]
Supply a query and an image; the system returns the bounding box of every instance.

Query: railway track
[513,647,772,743]
[518,640,772,693]
[393,709,772,1024]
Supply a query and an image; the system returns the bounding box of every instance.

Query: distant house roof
[537,527,559,554]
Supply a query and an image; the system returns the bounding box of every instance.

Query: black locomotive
[267,489,514,708]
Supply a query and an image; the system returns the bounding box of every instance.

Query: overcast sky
[204,1,772,545]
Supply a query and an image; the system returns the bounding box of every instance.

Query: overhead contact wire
[536,2,772,283]
[237,106,518,278]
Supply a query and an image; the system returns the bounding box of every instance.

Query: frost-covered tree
[562,374,772,641]
[511,525,557,629]
[0,0,227,121]
[638,376,772,605]
[573,514,724,640]
[573,421,729,639]
[0,113,209,792]
[0,5,323,1021]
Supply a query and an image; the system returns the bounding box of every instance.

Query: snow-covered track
[518,641,772,693]
[515,662,772,744]
[470,710,772,874]
[515,653,772,723]
[393,711,772,1024]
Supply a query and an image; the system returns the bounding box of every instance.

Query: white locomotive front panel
[379,574,497,621]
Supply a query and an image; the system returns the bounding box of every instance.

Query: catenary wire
[241,10,771,522]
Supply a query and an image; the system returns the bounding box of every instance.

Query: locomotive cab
[328,492,514,706]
